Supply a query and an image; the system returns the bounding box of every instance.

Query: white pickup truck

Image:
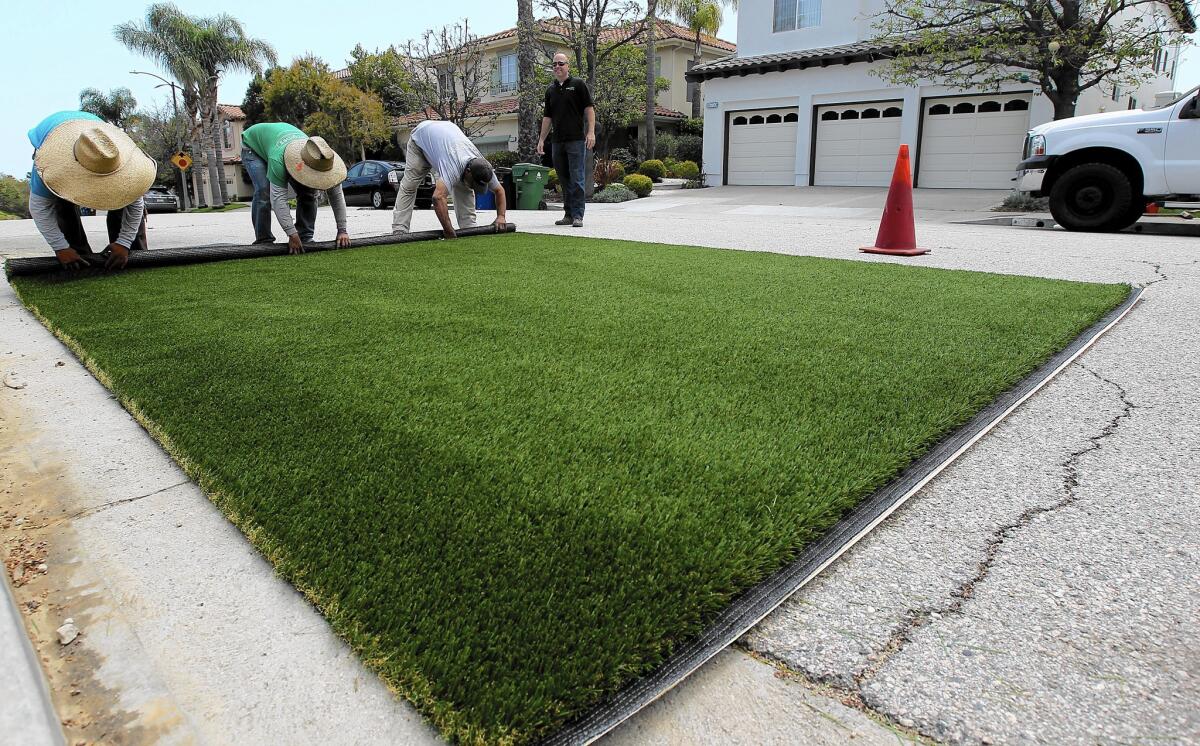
[1016,85,1200,232]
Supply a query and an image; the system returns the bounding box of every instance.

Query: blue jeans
[242,146,274,242]
[243,146,318,242]
[552,140,587,220]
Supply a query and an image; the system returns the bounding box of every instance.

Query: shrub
[623,173,653,197]
[547,168,559,191]
[662,157,679,177]
[637,159,665,182]
[995,190,1049,212]
[595,159,626,189]
[673,160,699,180]
[675,135,703,166]
[682,179,705,189]
[592,183,638,203]
[609,148,638,171]
[486,150,520,169]
[680,117,704,136]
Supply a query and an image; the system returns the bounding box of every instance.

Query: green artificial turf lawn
[13,235,1128,743]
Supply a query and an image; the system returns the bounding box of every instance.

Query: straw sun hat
[283,136,347,190]
[34,120,156,211]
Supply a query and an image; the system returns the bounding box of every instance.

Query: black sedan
[342,160,434,210]
[143,186,180,213]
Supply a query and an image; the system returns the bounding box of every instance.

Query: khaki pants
[391,138,477,233]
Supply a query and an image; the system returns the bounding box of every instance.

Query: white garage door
[726,109,799,185]
[813,102,904,187]
[918,94,1032,188]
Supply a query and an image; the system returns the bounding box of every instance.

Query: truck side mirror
[1181,95,1200,120]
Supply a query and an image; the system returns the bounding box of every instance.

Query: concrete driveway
[1,191,1196,745]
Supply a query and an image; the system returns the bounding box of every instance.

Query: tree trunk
[1048,73,1080,120]
[209,89,230,205]
[517,0,540,163]
[200,103,224,209]
[644,3,658,160]
[691,32,703,119]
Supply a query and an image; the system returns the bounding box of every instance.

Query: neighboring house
[194,103,254,205]
[688,0,1193,189]
[386,18,735,154]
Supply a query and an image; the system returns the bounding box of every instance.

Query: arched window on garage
[784,112,799,122]
[978,100,1002,113]
[928,104,951,115]
[766,114,782,123]
[749,115,765,124]
[1004,99,1029,111]
[840,109,860,120]
[882,107,902,117]
[821,110,839,121]
[861,108,881,119]
[952,102,976,113]
[732,116,748,125]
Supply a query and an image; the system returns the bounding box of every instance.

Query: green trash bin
[511,163,550,210]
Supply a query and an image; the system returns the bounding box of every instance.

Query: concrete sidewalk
[2,194,1197,744]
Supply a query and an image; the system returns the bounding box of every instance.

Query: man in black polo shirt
[537,53,595,228]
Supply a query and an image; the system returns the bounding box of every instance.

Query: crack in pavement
[25,480,192,529]
[809,360,1139,739]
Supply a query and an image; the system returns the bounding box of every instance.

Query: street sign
[170,152,193,171]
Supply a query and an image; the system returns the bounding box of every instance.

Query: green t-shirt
[241,122,307,188]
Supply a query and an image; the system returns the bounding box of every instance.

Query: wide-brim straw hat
[34,120,157,211]
[283,136,347,190]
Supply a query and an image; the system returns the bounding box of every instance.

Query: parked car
[342,160,434,210]
[143,186,180,213]
[1016,85,1200,232]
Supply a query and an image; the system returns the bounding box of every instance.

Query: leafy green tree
[0,174,31,219]
[346,44,416,117]
[871,0,1191,119]
[79,87,140,128]
[593,45,671,155]
[241,68,278,126]
[264,56,392,162]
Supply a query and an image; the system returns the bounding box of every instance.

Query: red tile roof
[476,17,735,53]
[217,103,246,120]
[396,97,687,126]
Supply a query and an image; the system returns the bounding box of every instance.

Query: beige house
[193,103,254,206]
[392,18,735,155]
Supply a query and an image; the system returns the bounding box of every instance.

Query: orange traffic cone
[861,145,928,257]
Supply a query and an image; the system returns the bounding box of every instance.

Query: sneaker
[572,218,583,228]
[555,216,573,226]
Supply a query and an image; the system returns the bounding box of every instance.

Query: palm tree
[116,3,275,208]
[670,0,736,119]
[644,0,660,161]
[517,0,539,163]
[79,87,139,128]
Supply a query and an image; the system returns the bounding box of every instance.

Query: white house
[689,0,1195,189]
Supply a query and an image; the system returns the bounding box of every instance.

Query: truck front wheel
[1049,162,1134,232]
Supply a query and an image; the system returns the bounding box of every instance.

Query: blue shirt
[28,111,103,198]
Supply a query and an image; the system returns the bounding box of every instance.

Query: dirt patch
[0,393,184,745]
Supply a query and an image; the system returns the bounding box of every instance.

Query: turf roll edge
[3,224,517,278]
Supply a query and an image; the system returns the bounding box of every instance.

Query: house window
[1128,96,1138,110]
[774,0,821,32]
[438,69,454,97]
[222,121,232,150]
[654,55,662,76]
[499,53,518,93]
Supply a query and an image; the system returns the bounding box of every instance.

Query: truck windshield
[1148,84,1199,110]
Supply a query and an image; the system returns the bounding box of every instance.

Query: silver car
[143,186,180,213]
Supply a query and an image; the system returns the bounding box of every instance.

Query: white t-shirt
[410,120,501,191]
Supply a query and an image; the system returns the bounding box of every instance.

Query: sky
[0,1,1195,177]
